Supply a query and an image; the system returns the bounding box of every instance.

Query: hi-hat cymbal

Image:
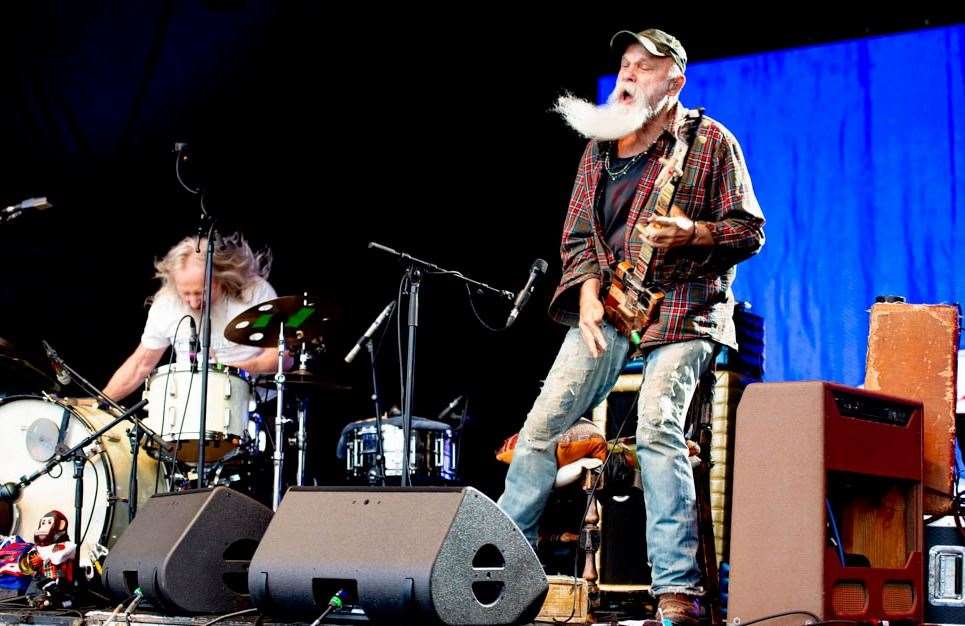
[225,295,331,348]
[253,370,352,393]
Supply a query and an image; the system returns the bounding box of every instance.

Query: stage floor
[0,609,570,626]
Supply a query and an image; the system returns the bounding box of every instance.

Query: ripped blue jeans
[497,322,714,597]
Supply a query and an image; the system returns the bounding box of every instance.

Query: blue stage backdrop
[600,25,965,385]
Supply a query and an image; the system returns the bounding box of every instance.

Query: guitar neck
[630,182,674,280]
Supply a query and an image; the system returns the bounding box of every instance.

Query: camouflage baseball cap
[610,28,687,73]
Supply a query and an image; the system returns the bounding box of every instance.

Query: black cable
[464,283,509,332]
[371,298,395,359]
[0,595,27,605]
[170,358,196,484]
[162,315,191,491]
[80,455,99,545]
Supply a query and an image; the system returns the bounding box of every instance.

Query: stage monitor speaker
[103,486,273,614]
[248,486,548,625]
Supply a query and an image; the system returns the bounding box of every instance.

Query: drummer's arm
[104,343,167,401]
[228,347,291,374]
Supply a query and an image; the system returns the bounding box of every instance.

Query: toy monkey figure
[20,510,76,608]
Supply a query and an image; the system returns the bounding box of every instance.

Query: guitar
[602,110,704,346]
[602,188,672,346]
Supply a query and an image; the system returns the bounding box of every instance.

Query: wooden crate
[537,575,590,624]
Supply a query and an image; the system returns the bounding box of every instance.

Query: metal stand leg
[71,455,85,588]
[272,322,287,510]
[296,397,308,487]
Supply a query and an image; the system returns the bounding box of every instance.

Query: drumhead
[0,395,115,564]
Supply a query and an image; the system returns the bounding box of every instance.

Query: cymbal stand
[272,322,288,510]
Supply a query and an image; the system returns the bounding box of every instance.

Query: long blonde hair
[151,233,272,302]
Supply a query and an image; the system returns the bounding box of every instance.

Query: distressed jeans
[497,322,714,596]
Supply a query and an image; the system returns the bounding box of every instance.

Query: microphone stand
[368,242,513,486]
[346,301,396,486]
[196,218,217,487]
[176,142,217,488]
[366,333,387,486]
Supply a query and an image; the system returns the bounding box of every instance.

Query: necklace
[603,134,662,180]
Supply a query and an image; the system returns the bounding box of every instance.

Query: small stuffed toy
[20,510,75,608]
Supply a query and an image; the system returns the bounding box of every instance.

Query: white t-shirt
[141,277,278,366]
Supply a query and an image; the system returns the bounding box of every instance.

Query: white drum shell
[143,364,250,444]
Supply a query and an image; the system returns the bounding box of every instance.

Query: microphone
[506,258,549,327]
[344,301,397,364]
[42,340,72,386]
[2,197,52,215]
[0,482,21,503]
[2,197,52,221]
[436,395,464,420]
[188,317,199,369]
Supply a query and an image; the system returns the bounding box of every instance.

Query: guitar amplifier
[927,520,965,624]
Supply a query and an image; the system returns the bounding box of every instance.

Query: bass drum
[0,396,160,566]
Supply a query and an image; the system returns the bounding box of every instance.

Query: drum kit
[0,294,465,571]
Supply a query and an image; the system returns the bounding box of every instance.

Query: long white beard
[555,83,669,141]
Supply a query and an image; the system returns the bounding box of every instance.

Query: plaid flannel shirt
[548,104,765,350]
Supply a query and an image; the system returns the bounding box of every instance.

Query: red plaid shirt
[548,104,765,350]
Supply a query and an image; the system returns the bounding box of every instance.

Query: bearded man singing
[496,28,765,625]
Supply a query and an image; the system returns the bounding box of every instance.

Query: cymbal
[253,370,352,393]
[0,353,60,395]
[224,295,331,348]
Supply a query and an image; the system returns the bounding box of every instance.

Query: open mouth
[618,88,634,104]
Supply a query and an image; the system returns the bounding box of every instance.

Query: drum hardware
[368,241,514,486]
[272,321,287,510]
[41,342,176,522]
[226,292,344,506]
[0,397,148,588]
[84,542,109,580]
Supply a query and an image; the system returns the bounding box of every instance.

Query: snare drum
[143,363,251,462]
[342,417,458,484]
[0,395,160,567]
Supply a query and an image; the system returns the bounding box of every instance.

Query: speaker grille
[882,582,915,613]
[831,581,868,614]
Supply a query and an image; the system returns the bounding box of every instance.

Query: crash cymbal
[224,295,331,348]
[0,353,60,395]
[253,370,352,392]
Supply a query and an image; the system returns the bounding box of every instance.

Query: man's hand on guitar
[643,213,697,249]
[579,279,608,358]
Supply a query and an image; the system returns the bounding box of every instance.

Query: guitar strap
[635,107,706,287]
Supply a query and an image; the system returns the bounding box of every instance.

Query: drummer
[104,233,284,401]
